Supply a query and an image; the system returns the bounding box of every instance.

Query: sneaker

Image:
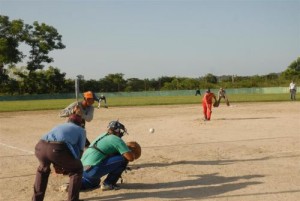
[100,183,120,191]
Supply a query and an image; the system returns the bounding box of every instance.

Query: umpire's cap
[68,114,83,126]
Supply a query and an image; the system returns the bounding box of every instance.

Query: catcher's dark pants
[32,140,83,201]
[81,155,128,190]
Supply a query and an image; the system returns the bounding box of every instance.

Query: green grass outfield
[0,93,295,112]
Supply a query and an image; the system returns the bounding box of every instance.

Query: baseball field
[0,101,299,201]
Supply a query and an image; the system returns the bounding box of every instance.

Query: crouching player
[81,120,141,190]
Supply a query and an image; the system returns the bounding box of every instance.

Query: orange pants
[202,102,212,120]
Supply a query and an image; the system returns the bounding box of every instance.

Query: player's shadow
[123,173,264,190]
[0,174,36,179]
[131,155,275,169]
[84,173,263,201]
[215,117,276,120]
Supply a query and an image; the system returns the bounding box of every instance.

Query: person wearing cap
[59,91,97,147]
[32,114,86,201]
[217,87,230,106]
[59,91,96,123]
[79,120,135,191]
[202,88,217,121]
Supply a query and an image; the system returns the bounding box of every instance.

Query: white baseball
[149,128,155,133]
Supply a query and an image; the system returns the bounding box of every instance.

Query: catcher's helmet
[108,120,127,136]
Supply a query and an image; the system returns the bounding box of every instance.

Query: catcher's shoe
[101,183,120,191]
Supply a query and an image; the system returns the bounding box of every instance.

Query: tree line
[1,15,299,95]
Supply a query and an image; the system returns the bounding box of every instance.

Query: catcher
[79,120,141,191]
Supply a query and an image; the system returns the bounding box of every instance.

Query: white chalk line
[0,142,34,155]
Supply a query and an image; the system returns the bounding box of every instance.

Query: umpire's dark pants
[32,140,83,201]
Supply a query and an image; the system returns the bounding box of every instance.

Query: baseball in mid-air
[149,128,155,133]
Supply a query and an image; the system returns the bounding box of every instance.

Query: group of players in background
[198,87,230,121]
[199,80,297,121]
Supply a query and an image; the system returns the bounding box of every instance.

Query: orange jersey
[202,92,216,104]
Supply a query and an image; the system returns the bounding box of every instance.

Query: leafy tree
[24,21,65,72]
[44,66,66,93]
[181,78,199,90]
[104,73,126,92]
[147,78,159,91]
[98,78,111,92]
[0,16,26,85]
[125,78,144,92]
[0,16,25,66]
[281,57,300,80]
[204,73,218,84]
[84,79,101,93]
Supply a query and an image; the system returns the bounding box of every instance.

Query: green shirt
[81,133,130,166]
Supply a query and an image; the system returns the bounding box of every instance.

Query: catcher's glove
[213,101,219,107]
[126,141,141,160]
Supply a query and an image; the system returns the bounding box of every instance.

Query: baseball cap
[83,91,94,99]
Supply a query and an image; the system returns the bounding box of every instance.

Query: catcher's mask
[108,120,127,137]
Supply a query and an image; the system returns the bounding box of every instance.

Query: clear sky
[1,0,300,80]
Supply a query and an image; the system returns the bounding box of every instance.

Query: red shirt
[202,92,216,104]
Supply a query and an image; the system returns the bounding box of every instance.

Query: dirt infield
[0,102,299,201]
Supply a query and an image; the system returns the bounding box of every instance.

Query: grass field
[0,93,294,112]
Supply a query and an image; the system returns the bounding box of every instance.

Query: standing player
[59,91,97,147]
[289,80,297,100]
[217,88,230,106]
[202,89,217,121]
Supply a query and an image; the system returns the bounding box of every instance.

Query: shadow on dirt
[84,173,264,200]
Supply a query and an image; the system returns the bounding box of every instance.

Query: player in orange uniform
[202,89,217,121]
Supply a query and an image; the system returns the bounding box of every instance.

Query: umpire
[32,114,86,201]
